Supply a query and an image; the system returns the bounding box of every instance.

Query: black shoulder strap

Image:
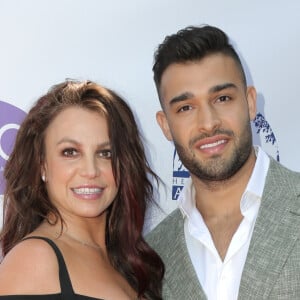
[22,236,74,296]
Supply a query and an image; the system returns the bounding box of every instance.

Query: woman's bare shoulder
[0,237,60,294]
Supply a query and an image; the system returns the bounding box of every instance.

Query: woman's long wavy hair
[0,80,164,299]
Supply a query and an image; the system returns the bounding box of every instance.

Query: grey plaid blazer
[147,158,300,299]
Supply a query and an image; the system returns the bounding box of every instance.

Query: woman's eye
[62,148,78,157]
[99,149,112,159]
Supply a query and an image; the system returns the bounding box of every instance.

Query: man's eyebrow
[168,92,194,106]
[209,83,238,93]
[167,83,238,106]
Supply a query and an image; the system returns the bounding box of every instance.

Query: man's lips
[193,135,229,153]
[199,139,226,149]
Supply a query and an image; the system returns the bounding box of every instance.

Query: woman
[0,80,164,299]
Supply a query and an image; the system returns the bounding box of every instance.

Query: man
[147,25,300,299]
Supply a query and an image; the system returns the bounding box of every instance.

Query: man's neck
[192,149,256,217]
[191,149,257,260]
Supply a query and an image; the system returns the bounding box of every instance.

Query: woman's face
[42,106,118,221]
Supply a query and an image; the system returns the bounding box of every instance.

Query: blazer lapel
[164,209,207,299]
[238,160,300,299]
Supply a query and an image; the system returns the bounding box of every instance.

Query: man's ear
[246,86,257,121]
[156,110,173,141]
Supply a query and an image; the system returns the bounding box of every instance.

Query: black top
[0,236,104,300]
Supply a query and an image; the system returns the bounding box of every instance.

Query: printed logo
[0,100,27,195]
[172,112,280,200]
[172,150,190,200]
[252,112,280,162]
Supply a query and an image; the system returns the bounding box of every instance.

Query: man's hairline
[155,53,247,110]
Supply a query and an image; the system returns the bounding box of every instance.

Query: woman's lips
[71,186,104,200]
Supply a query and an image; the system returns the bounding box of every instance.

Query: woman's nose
[80,157,100,178]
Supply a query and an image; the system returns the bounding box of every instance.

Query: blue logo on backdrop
[252,113,279,162]
[0,100,27,195]
[172,112,280,200]
[172,150,190,200]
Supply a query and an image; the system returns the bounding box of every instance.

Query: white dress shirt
[178,146,270,300]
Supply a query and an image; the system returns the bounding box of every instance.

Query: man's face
[156,53,257,182]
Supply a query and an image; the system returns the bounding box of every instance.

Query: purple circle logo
[0,100,27,195]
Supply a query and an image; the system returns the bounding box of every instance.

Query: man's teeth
[200,139,225,149]
[73,188,102,195]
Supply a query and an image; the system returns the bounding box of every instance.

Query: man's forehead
[159,55,244,102]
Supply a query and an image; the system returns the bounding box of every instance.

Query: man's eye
[62,148,78,157]
[178,105,192,112]
[99,149,112,159]
[218,95,230,102]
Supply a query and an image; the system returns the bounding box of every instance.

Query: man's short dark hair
[153,25,247,99]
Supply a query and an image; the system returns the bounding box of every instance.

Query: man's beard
[174,123,253,182]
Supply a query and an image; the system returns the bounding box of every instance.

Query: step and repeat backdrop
[0,0,300,230]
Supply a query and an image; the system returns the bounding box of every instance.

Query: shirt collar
[178,176,195,219]
[240,146,270,213]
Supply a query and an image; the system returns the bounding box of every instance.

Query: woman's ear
[41,165,47,182]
